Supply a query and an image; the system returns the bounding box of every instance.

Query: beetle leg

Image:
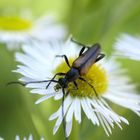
[46,72,66,89]
[56,55,71,68]
[79,46,86,56]
[61,88,68,139]
[95,53,105,63]
[61,88,69,140]
[67,81,79,92]
[73,81,78,90]
[79,77,99,97]
[65,89,70,96]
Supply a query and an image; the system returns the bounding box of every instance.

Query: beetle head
[54,78,68,92]
[58,78,68,88]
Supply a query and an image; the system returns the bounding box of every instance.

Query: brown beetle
[48,39,105,96]
[7,39,105,139]
[8,39,105,96]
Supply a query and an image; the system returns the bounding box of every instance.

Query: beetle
[43,39,105,139]
[7,38,105,139]
[45,38,105,97]
[8,38,105,95]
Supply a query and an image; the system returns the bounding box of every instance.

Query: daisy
[15,134,44,140]
[0,14,66,50]
[14,39,140,137]
[114,33,140,61]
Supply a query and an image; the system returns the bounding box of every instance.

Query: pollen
[0,17,32,31]
[54,57,108,98]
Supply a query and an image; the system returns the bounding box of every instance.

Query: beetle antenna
[6,80,58,87]
[62,88,69,140]
[71,37,87,48]
[6,81,26,87]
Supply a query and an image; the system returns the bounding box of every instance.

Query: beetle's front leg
[46,72,66,89]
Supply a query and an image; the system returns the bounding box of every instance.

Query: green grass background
[0,0,140,139]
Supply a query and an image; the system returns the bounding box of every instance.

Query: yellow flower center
[54,57,108,98]
[0,17,32,31]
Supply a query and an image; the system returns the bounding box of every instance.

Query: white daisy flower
[15,134,44,140]
[0,14,66,50]
[0,137,4,140]
[14,39,140,137]
[114,33,140,61]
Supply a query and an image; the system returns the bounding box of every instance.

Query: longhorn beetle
[52,39,105,96]
[7,38,105,139]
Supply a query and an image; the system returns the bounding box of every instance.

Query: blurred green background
[0,0,140,139]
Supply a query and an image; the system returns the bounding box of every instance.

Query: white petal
[73,97,81,123]
[54,93,63,100]
[15,136,20,140]
[35,93,56,104]
[66,98,75,122]
[53,116,63,134]
[100,114,112,134]
[96,113,110,136]
[49,95,73,120]
[86,98,100,125]
[81,98,99,125]
[51,96,73,134]
[114,33,140,61]
[66,121,72,137]
[104,92,140,115]
[28,135,33,140]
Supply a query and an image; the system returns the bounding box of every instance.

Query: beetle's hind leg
[95,53,105,63]
[73,81,78,90]
[56,55,71,68]
[79,77,99,98]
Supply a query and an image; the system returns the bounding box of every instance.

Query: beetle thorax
[65,68,80,82]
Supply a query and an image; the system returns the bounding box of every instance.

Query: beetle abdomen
[72,43,101,75]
